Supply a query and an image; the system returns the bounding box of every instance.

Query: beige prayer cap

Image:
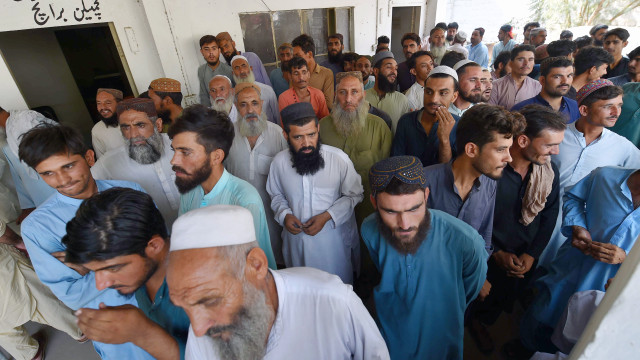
[216,31,233,42]
[149,78,182,93]
[116,98,157,118]
[170,205,256,251]
[336,71,363,85]
[235,82,261,96]
[97,88,123,101]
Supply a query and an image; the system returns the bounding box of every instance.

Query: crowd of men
[0,20,639,360]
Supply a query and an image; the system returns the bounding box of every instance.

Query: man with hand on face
[392,66,459,167]
[216,31,271,87]
[397,33,422,92]
[92,88,126,159]
[405,51,435,110]
[278,56,330,120]
[18,125,155,359]
[468,27,489,68]
[267,102,363,284]
[489,45,542,109]
[449,60,483,117]
[197,35,233,107]
[63,188,190,359]
[365,51,411,133]
[167,205,390,360]
[148,78,184,131]
[231,55,279,124]
[225,83,288,266]
[320,33,345,77]
[361,156,487,360]
[208,75,237,121]
[91,98,180,229]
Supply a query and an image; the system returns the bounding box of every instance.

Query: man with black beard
[197,35,233,107]
[361,156,487,360]
[167,204,390,360]
[225,83,288,266]
[148,78,184,131]
[364,51,411,133]
[91,88,125,159]
[208,75,237,121]
[267,102,364,284]
[169,104,277,269]
[91,98,181,228]
[449,60,484,117]
[320,33,345,76]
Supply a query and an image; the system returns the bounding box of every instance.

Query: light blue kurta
[179,169,276,269]
[530,166,640,328]
[21,180,155,360]
[361,210,488,360]
[2,145,55,209]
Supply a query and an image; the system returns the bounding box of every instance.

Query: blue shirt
[269,67,289,98]
[21,179,155,360]
[136,279,190,359]
[179,169,276,269]
[531,167,640,328]
[361,210,487,360]
[492,39,517,63]
[467,43,489,68]
[319,59,343,78]
[512,94,580,124]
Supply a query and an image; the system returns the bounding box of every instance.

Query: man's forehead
[426,76,455,89]
[233,59,249,68]
[119,109,151,123]
[337,76,361,90]
[237,90,260,102]
[381,58,397,67]
[356,57,370,65]
[172,131,202,147]
[209,78,230,89]
[35,152,83,171]
[515,51,535,58]
[96,91,116,101]
[202,41,218,48]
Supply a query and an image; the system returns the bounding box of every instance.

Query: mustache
[172,165,188,174]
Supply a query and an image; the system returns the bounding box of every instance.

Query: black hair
[287,56,308,72]
[574,46,614,76]
[628,46,640,60]
[456,103,525,154]
[524,22,541,32]
[342,52,360,64]
[199,35,217,48]
[492,51,511,69]
[153,91,183,106]
[427,73,459,92]
[475,27,485,37]
[510,45,536,61]
[435,22,447,30]
[19,124,88,169]
[407,51,433,70]
[580,86,623,108]
[62,188,168,264]
[560,30,573,40]
[377,35,390,45]
[574,36,593,50]
[604,28,630,42]
[292,34,316,57]
[401,32,421,46]
[540,57,574,77]
[517,104,566,139]
[447,22,459,30]
[457,62,482,77]
[546,40,577,57]
[282,116,318,134]
[328,33,343,45]
[440,51,466,68]
[168,104,234,160]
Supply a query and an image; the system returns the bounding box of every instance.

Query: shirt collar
[202,169,230,201]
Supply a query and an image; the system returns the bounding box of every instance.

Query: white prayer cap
[170,205,256,251]
[427,65,459,81]
[210,75,232,86]
[230,55,249,66]
[453,59,479,71]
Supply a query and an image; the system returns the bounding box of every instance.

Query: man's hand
[303,212,332,236]
[16,208,35,225]
[76,303,152,344]
[435,106,455,142]
[492,250,522,273]
[589,242,626,264]
[476,280,492,301]
[508,253,535,278]
[284,214,303,235]
[51,251,90,276]
[571,226,592,255]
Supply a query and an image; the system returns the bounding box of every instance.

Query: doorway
[390,6,421,62]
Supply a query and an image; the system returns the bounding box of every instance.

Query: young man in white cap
[230,55,279,124]
[449,60,483,117]
[167,204,390,360]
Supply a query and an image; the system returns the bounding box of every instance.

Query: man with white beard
[167,204,390,360]
[91,98,180,228]
[429,27,448,65]
[208,75,238,122]
[230,55,279,124]
[225,83,288,265]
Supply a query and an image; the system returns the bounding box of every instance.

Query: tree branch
[609,0,640,23]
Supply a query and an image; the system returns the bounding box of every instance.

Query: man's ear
[409,68,417,76]
[373,67,380,77]
[244,247,269,282]
[579,104,589,117]
[145,235,166,258]
[155,117,164,132]
[211,148,225,165]
[465,142,479,158]
[282,129,289,141]
[85,149,96,167]
[451,90,459,103]
[424,187,430,203]
[517,134,530,148]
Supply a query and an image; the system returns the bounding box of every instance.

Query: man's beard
[331,98,368,138]
[126,128,164,165]
[173,154,213,194]
[157,109,172,127]
[233,71,256,84]
[498,67,509,78]
[288,140,325,176]
[237,112,268,137]
[100,113,119,127]
[430,45,447,64]
[376,209,431,255]
[211,94,234,114]
[546,84,570,97]
[460,88,483,104]
[377,73,397,94]
[206,57,219,67]
[207,281,274,360]
[446,35,454,42]
[111,257,158,296]
[222,50,236,64]
[481,89,491,103]
[593,39,603,47]
[471,156,507,180]
[328,51,343,63]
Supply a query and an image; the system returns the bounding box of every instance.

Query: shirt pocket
[312,186,337,214]
[256,153,274,176]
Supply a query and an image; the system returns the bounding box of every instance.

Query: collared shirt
[610,82,640,147]
[603,57,629,79]
[492,162,560,258]
[489,75,542,110]
[179,169,276,269]
[512,94,580,124]
[609,73,632,87]
[397,61,415,93]
[254,81,280,124]
[278,86,329,120]
[91,121,125,159]
[184,268,390,360]
[225,121,288,262]
[266,145,363,284]
[309,63,335,110]
[197,62,233,107]
[2,144,55,209]
[391,109,459,167]
[136,279,190,359]
[448,102,475,117]
[91,134,180,229]
[467,43,489,68]
[531,167,640,329]
[361,210,487,360]
[21,180,155,360]
[405,81,424,111]
[365,88,412,133]
[492,39,517,61]
[269,67,290,97]
[319,59,343,78]
[424,161,497,253]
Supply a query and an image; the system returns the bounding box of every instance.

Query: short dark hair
[456,104,525,154]
[430,27,445,36]
[328,33,343,45]
[574,35,593,50]
[19,124,88,169]
[560,30,573,40]
[474,27,485,37]
[427,73,459,92]
[580,85,623,108]
[493,51,511,69]
[574,46,614,76]
[510,45,536,61]
[153,91,183,106]
[376,176,424,197]
[517,104,566,140]
[435,22,448,30]
[628,46,640,60]
[292,34,316,57]
[540,57,574,77]
[447,22,459,30]
[282,115,318,134]
[546,40,577,57]
[62,188,168,264]
[199,35,217,48]
[440,51,466,68]
[524,22,541,32]
[168,104,234,160]
[589,24,608,36]
[377,35,390,45]
[604,28,630,42]
[342,52,360,64]
[401,32,421,46]
[407,51,433,70]
[288,56,308,72]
